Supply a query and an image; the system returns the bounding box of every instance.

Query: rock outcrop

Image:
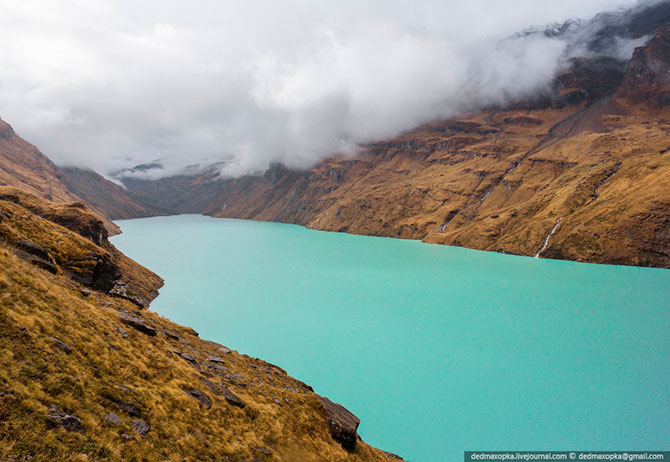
[317,395,362,451]
[0,187,164,299]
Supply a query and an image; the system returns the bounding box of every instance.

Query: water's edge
[112,214,670,461]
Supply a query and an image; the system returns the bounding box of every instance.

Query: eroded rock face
[616,25,670,105]
[316,396,361,451]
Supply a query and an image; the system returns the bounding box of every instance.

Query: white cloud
[0,0,646,177]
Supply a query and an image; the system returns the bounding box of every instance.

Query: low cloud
[0,0,653,178]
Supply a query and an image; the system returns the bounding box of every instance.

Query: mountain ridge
[109,22,670,268]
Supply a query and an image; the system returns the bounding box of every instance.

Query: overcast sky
[0,0,643,177]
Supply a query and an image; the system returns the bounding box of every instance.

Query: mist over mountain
[0,0,662,179]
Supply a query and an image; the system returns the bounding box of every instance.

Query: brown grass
[0,193,391,462]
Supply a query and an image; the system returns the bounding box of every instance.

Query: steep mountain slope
[118,24,670,268]
[59,167,165,221]
[0,118,161,231]
[0,189,397,462]
[0,119,76,204]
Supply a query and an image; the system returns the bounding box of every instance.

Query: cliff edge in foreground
[0,189,399,462]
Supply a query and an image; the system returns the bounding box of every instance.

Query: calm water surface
[111,214,670,461]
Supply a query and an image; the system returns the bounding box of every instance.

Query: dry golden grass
[207,102,669,267]
[0,194,392,462]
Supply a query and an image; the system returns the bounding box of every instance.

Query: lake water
[111,214,670,461]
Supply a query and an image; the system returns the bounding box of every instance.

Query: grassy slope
[205,102,669,267]
[0,192,392,462]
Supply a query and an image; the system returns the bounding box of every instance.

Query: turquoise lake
[111,214,670,461]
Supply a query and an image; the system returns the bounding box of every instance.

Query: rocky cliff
[0,189,399,461]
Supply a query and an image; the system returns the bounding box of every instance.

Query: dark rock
[16,240,51,261]
[220,385,245,408]
[104,413,122,426]
[316,396,361,451]
[207,355,225,364]
[80,288,91,297]
[202,378,246,408]
[185,389,212,409]
[119,313,156,336]
[50,337,72,354]
[202,378,220,394]
[173,351,195,363]
[15,240,58,274]
[163,330,180,340]
[218,347,232,354]
[616,25,670,106]
[383,450,407,460]
[254,446,272,456]
[185,327,199,337]
[295,380,314,392]
[110,398,141,417]
[206,362,231,375]
[47,405,83,433]
[131,419,150,438]
[86,254,122,292]
[27,257,58,274]
[118,384,135,393]
[115,326,128,339]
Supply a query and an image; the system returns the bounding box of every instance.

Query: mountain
[59,167,166,221]
[0,118,77,204]
[0,118,161,232]
[0,115,399,460]
[0,188,398,461]
[116,17,670,268]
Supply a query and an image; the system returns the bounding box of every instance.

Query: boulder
[316,396,361,451]
[47,404,83,433]
[185,389,212,409]
[119,313,156,336]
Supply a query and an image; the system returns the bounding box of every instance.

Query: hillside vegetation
[0,190,395,462]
